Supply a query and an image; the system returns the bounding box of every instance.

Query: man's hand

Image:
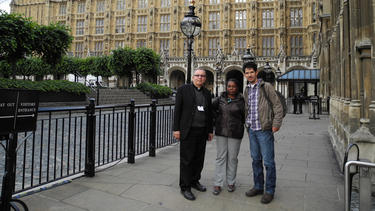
[208,133,213,141]
[173,131,180,140]
[272,127,279,133]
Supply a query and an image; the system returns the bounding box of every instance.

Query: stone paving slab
[19,114,345,211]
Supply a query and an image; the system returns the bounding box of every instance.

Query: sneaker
[261,193,274,204]
[212,186,221,195]
[245,188,264,197]
[227,184,236,192]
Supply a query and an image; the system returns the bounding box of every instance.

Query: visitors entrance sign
[0,89,39,134]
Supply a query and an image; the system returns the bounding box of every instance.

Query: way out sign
[0,89,39,135]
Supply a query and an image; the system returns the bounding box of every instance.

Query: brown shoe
[261,193,274,204]
[245,188,264,197]
[212,186,221,195]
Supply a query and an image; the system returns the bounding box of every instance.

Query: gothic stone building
[319,0,375,166]
[11,0,320,97]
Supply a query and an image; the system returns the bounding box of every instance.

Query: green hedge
[136,82,172,99]
[0,78,90,94]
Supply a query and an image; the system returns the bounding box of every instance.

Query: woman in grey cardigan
[212,78,245,195]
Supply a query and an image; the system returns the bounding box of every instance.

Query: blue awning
[277,69,320,81]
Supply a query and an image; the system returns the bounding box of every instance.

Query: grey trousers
[214,135,242,187]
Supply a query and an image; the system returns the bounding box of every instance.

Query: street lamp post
[215,67,220,97]
[263,61,275,84]
[242,45,255,64]
[180,0,201,84]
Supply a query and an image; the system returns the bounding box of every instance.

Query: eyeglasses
[194,74,206,78]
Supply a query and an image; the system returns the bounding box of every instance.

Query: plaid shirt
[246,79,262,131]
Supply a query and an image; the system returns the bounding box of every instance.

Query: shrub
[136,82,172,98]
[0,78,90,94]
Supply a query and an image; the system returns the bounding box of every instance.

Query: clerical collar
[193,84,202,91]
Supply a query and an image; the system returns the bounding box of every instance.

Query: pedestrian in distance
[173,68,214,201]
[212,78,245,195]
[243,62,283,204]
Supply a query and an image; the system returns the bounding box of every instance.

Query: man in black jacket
[173,68,214,201]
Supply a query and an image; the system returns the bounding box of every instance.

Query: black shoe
[191,182,207,192]
[261,193,274,204]
[181,189,196,201]
[245,188,264,197]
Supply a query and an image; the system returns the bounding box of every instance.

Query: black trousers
[179,127,207,191]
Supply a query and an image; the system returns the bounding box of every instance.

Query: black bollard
[149,99,157,157]
[85,98,96,177]
[128,99,135,163]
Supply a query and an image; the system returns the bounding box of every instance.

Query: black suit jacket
[173,84,213,140]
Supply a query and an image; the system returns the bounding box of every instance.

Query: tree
[0,11,72,78]
[55,56,82,81]
[109,47,135,87]
[134,47,161,83]
[91,55,113,86]
[0,11,36,76]
[16,57,52,80]
[91,55,112,77]
[78,57,95,83]
[0,60,11,78]
[33,23,72,79]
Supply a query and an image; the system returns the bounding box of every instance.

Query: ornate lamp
[180,0,201,83]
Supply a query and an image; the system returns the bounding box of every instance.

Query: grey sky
[0,0,10,13]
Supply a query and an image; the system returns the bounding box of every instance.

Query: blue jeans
[248,128,276,195]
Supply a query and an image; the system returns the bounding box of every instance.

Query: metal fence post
[0,133,17,211]
[85,98,96,177]
[128,99,135,163]
[149,100,157,157]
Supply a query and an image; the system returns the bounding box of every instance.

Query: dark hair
[226,78,240,88]
[242,62,257,73]
[257,70,276,84]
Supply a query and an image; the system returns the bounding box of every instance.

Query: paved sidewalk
[21,114,344,211]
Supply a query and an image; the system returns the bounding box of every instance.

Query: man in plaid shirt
[242,62,283,204]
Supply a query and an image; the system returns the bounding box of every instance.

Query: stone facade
[11,0,319,94]
[319,0,375,167]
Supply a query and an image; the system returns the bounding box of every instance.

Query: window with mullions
[138,0,147,8]
[262,36,274,56]
[290,35,303,56]
[209,12,220,30]
[115,17,126,33]
[96,19,104,34]
[184,0,190,6]
[137,16,147,32]
[117,0,126,10]
[161,0,170,7]
[235,37,246,55]
[235,0,246,2]
[137,40,146,48]
[77,2,85,13]
[76,20,84,35]
[160,39,170,56]
[115,41,125,49]
[94,41,104,56]
[235,10,246,29]
[262,9,274,28]
[209,0,220,4]
[96,0,105,12]
[208,38,219,57]
[59,4,66,15]
[290,8,303,27]
[160,15,170,32]
[75,42,84,58]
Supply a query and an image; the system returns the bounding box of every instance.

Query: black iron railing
[0,99,176,196]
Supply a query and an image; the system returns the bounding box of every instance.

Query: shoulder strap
[261,85,273,108]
